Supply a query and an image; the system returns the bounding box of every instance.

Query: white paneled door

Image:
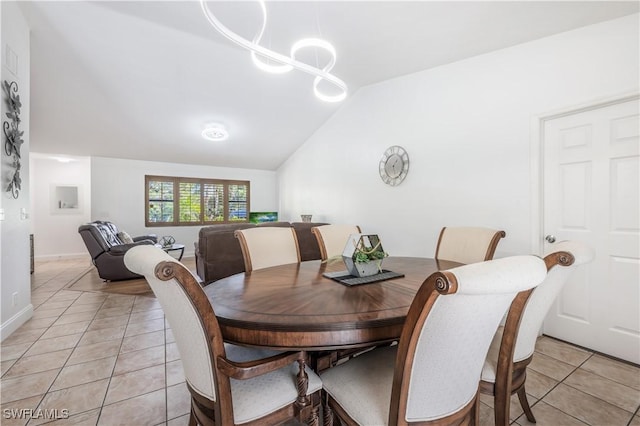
[542,97,639,364]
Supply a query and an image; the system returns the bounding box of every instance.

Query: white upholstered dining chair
[480,240,595,425]
[234,227,301,273]
[124,245,322,425]
[320,255,547,425]
[311,224,361,261]
[435,226,506,264]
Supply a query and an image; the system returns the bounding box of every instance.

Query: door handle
[545,235,556,243]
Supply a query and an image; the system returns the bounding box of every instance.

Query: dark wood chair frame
[153,260,321,426]
[435,227,506,262]
[323,270,487,426]
[479,250,575,425]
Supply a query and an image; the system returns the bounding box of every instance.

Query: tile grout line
[628,406,640,426]
[561,356,640,416]
[92,294,172,425]
[25,288,108,426]
[529,349,637,425]
[2,275,86,406]
[511,345,592,426]
[94,292,136,426]
[0,269,75,419]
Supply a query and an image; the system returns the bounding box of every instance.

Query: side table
[157,243,185,261]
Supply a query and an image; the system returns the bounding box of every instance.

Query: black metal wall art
[3,80,22,199]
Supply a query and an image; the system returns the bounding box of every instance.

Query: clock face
[379,146,409,186]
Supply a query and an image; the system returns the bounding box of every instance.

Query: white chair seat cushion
[480,326,503,382]
[226,344,322,424]
[321,345,397,425]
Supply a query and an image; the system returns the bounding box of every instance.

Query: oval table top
[204,257,461,351]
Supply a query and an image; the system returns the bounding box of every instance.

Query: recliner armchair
[78,221,157,281]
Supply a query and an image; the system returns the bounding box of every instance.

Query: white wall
[91,156,278,257]
[277,14,639,259]
[1,2,32,340]
[30,154,91,259]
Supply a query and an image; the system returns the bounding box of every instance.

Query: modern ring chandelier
[199,0,348,103]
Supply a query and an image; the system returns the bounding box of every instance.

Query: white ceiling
[20,1,639,170]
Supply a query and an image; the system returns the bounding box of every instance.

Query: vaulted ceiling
[20,1,639,170]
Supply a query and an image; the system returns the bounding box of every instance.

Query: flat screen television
[249,212,278,224]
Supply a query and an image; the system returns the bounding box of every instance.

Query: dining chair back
[480,240,595,425]
[321,254,547,425]
[124,245,321,425]
[235,226,301,272]
[435,226,506,264]
[311,224,362,261]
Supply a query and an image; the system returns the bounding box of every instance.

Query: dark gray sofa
[195,221,327,285]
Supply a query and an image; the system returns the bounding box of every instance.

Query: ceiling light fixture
[202,123,229,141]
[200,0,348,103]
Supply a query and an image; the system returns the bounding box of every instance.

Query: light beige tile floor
[1,257,639,425]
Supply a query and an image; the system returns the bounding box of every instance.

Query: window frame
[145,175,250,227]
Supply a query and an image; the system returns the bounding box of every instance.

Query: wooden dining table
[204,257,461,354]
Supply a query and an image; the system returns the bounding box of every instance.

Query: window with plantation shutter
[147,178,175,224]
[145,175,250,227]
[228,184,248,221]
[204,182,224,222]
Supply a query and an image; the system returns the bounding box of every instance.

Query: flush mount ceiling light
[202,123,229,141]
[200,0,348,103]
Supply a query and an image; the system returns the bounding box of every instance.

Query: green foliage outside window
[148,180,174,223]
[204,183,224,221]
[228,184,248,221]
[179,182,202,223]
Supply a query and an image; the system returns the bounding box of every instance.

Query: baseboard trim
[1,304,34,342]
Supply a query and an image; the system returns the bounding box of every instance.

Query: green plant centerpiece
[342,234,388,277]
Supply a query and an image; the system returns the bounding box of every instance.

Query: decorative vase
[301,214,312,223]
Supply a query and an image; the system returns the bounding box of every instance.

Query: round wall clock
[379,145,409,186]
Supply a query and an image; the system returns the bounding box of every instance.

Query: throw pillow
[117,231,134,244]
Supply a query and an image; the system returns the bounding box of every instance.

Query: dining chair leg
[473,393,480,426]
[307,405,320,426]
[517,385,536,423]
[323,392,334,426]
[493,384,510,426]
[188,408,197,426]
